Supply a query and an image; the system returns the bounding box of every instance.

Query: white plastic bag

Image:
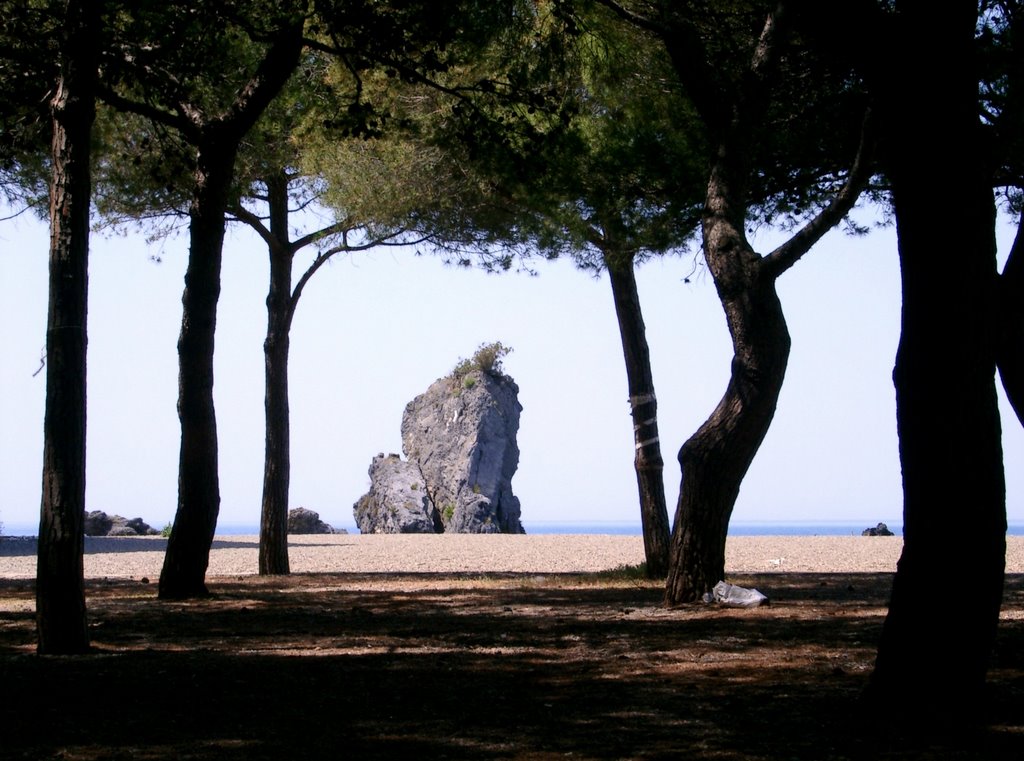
[703,580,769,608]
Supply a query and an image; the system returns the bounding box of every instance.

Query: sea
[5,519,1024,537]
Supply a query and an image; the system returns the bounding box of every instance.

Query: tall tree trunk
[260,175,293,575]
[866,0,1006,713]
[36,0,96,655]
[664,207,790,603]
[605,252,671,578]
[158,147,236,600]
[151,17,305,598]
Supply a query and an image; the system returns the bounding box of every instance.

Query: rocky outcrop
[862,522,895,536]
[354,360,525,534]
[353,454,441,534]
[287,507,341,535]
[83,511,159,537]
[402,370,524,534]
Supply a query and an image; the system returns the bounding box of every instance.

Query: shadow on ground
[1,572,1021,760]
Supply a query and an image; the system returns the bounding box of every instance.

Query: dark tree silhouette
[862,0,1007,713]
[231,173,409,574]
[35,0,98,654]
[595,0,874,601]
[98,3,309,597]
[158,26,306,599]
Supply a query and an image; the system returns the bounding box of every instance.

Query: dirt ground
[1,571,1022,760]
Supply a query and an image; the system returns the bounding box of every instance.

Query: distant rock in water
[287,507,341,535]
[83,510,159,537]
[862,522,895,536]
[354,349,525,534]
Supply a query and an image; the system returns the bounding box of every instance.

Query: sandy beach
[2,533,1023,579]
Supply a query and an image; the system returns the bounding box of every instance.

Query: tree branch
[228,203,283,255]
[212,10,306,141]
[644,6,723,127]
[591,0,662,35]
[287,229,426,326]
[734,2,791,139]
[307,30,503,107]
[290,217,355,253]
[700,5,794,240]
[288,251,337,326]
[761,108,876,279]
[0,197,46,221]
[96,85,195,140]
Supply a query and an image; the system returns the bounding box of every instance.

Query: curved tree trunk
[865,0,1006,713]
[660,0,795,603]
[36,0,96,654]
[605,253,671,578]
[664,238,790,603]
[655,4,870,606]
[260,175,293,575]
[655,5,796,605]
[159,147,235,600]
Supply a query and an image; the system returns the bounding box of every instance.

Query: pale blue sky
[2,203,1021,534]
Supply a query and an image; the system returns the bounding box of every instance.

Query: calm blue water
[215,519,917,536]
[6,520,1024,537]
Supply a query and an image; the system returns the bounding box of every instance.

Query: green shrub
[161,523,173,538]
[451,341,513,379]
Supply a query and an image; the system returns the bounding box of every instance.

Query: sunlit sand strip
[1,534,1023,579]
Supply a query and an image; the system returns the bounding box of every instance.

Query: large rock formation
[354,364,525,534]
[353,454,441,534]
[287,507,341,535]
[83,511,160,537]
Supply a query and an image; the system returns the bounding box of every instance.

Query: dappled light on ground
[1,572,1022,760]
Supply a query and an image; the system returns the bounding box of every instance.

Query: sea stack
[354,345,525,534]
